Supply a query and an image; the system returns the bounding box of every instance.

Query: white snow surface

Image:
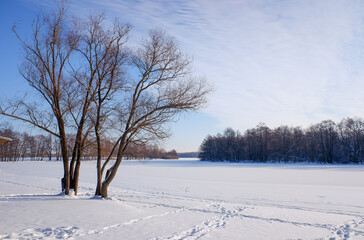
[0,159,364,240]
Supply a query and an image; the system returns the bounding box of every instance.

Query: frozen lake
[1,159,364,239]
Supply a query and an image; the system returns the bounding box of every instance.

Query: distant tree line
[125,144,178,160]
[199,118,364,164]
[0,125,55,161]
[0,125,177,161]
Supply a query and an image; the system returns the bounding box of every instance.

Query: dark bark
[73,152,82,195]
[58,121,70,194]
[100,139,127,198]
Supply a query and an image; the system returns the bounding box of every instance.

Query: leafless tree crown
[1,2,211,197]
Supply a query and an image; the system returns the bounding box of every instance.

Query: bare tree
[71,14,131,196]
[0,3,117,195]
[271,126,295,163]
[337,118,364,163]
[0,1,81,194]
[63,13,127,195]
[314,120,338,163]
[96,30,211,197]
[0,126,20,161]
[1,2,210,197]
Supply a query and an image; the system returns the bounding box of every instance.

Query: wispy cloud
[36,0,364,131]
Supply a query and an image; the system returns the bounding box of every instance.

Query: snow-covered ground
[1,159,364,240]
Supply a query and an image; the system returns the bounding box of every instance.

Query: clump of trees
[125,143,178,159]
[199,118,364,164]
[0,1,210,197]
[0,125,54,161]
[0,125,177,161]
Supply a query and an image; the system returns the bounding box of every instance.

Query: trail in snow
[0,179,58,192]
[76,202,219,238]
[1,161,364,240]
[3,184,364,240]
[150,206,246,240]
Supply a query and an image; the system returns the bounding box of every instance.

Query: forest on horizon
[0,124,178,161]
[199,117,364,164]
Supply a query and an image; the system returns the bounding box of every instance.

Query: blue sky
[1,0,364,152]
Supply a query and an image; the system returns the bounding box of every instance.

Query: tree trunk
[94,102,103,196]
[69,136,81,190]
[58,121,70,195]
[100,168,112,198]
[61,149,69,194]
[100,145,126,198]
[95,165,102,195]
[73,157,81,195]
[69,154,77,189]
[101,182,108,198]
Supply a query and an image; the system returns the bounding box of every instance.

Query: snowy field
[1,159,364,240]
